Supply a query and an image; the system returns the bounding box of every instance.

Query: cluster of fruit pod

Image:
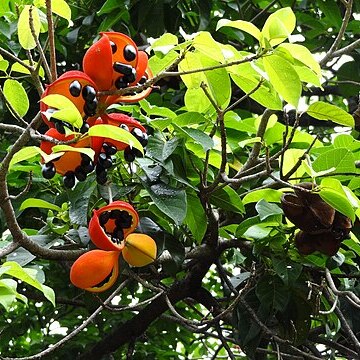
[281,183,352,256]
[70,201,157,292]
[39,32,152,187]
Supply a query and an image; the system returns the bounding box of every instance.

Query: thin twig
[45,0,57,81]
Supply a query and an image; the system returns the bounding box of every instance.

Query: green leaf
[20,198,62,212]
[149,50,178,75]
[2,262,55,306]
[0,280,19,311]
[9,146,43,168]
[193,32,224,62]
[0,55,9,72]
[173,112,208,127]
[150,33,179,54]
[261,7,296,46]
[89,124,143,153]
[11,60,45,78]
[263,55,301,107]
[312,148,355,174]
[216,19,261,40]
[278,43,321,76]
[243,189,283,205]
[306,101,354,127]
[185,192,207,243]
[3,79,29,117]
[41,94,83,128]
[145,183,187,225]
[52,145,95,160]
[255,199,283,221]
[139,99,176,119]
[51,0,72,25]
[97,0,120,16]
[174,125,214,152]
[210,186,245,213]
[18,5,40,50]
[272,257,302,286]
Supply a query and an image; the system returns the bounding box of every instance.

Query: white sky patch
[49,320,68,336]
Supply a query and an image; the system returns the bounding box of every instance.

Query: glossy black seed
[96,171,107,185]
[119,124,129,132]
[112,227,124,244]
[98,152,113,169]
[115,77,128,89]
[103,142,117,156]
[113,62,133,75]
[110,41,117,54]
[124,146,136,162]
[123,68,136,83]
[81,160,94,174]
[80,122,89,134]
[123,44,136,62]
[84,101,97,117]
[74,166,87,181]
[63,171,75,188]
[115,211,132,228]
[110,209,122,219]
[138,76,147,85]
[82,85,96,102]
[55,121,65,134]
[42,162,56,179]
[99,211,110,226]
[96,164,105,174]
[131,128,148,146]
[133,148,144,158]
[69,80,82,97]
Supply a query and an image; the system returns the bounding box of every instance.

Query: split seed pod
[88,201,139,251]
[70,250,120,292]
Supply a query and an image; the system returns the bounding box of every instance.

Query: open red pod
[40,128,95,188]
[88,200,139,251]
[70,250,120,292]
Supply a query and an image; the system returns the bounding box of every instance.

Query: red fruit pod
[88,200,139,251]
[40,70,99,128]
[40,128,93,176]
[70,250,120,293]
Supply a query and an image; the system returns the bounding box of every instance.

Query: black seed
[63,171,75,188]
[84,102,97,117]
[98,152,113,169]
[103,142,117,156]
[124,146,136,162]
[123,44,136,62]
[82,85,96,102]
[115,77,128,89]
[110,209,122,219]
[119,124,129,132]
[99,211,110,226]
[112,227,124,243]
[74,166,87,181]
[115,211,133,228]
[131,128,148,146]
[55,121,65,134]
[69,80,82,97]
[110,41,117,54]
[96,164,105,174]
[138,75,147,85]
[133,148,144,158]
[113,62,133,75]
[123,68,136,83]
[81,153,91,165]
[80,122,89,134]
[81,155,94,173]
[42,162,56,179]
[96,171,107,185]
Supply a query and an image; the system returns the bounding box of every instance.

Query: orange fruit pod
[122,233,157,267]
[70,250,120,292]
[88,201,139,251]
[40,70,99,131]
[40,128,96,188]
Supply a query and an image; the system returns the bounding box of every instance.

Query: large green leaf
[312,148,355,173]
[217,19,261,40]
[193,32,224,62]
[145,182,187,225]
[261,7,296,46]
[210,186,245,213]
[89,124,143,153]
[306,101,354,127]
[20,198,62,212]
[243,189,283,205]
[18,5,40,50]
[3,79,29,117]
[263,55,301,107]
[185,192,207,243]
[174,125,214,152]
